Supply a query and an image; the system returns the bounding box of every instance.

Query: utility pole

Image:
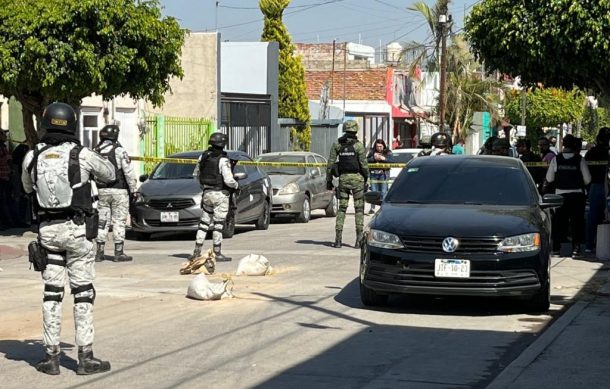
[330,39,336,107]
[215,1,219,31]
[438,13,450,133]
[343,42,347,119]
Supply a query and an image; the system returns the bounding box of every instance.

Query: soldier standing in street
[326,120,369,248]
[188,132,238,262]
[94,124,138,262]
[418,132,453,156]
[22,102,115,375]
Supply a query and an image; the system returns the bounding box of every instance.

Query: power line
[215,0,346,30]
[219,0,345,10]
[373,0,407,12]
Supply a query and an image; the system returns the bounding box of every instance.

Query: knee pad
[43,284,65,302]
[72,283,96,305]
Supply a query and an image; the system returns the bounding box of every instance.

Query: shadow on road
[294,239,336,247]
[334,277,575,317]
[0,339,77,371]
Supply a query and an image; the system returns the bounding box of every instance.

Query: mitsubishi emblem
[166,202,173,209]
[442,237,459,253]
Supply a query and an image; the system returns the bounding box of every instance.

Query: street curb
[487,299,589,389]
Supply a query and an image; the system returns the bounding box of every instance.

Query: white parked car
[388,148,422,184]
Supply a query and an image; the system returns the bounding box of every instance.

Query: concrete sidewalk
[489,266,610,388]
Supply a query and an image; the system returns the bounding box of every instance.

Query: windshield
[151,162,196,179]
[257,155,306,175]
[386,163,534,205]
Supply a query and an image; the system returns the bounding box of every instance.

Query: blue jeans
[586,183,606,251]
[369,178,388,211]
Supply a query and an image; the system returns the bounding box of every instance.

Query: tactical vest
[27,143,92,214]
[198,151,228,190]
[555,154,584,190]
[337,143,360,174]
[94,144,127,190]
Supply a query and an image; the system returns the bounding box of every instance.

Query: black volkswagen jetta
[360,155,563,312]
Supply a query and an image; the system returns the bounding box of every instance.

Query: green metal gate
[140,115,213,173]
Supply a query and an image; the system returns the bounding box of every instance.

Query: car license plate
[434,259,470,278]
[160,212,179,223]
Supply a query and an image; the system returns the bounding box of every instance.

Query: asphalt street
[0,208,607,389]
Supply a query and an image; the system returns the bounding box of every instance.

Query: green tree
[259,0,311,150]
[504,87,587,148]
[445,34,504,140]
[465,0,610,99]
[402,0,451,74]
[402,0,503,141]
[0,0,185,146]
[582,106,610,144]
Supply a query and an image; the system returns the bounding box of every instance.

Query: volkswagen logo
[166,202,173,209]
[442,237,459,253]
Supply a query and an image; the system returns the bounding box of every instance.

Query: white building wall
[221,42,271,94]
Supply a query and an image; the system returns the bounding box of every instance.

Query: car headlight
[133,192,147,205]
[279,182,300,195]
[367,229,404,249]
[498,233,540,253]
[193,193,202,205]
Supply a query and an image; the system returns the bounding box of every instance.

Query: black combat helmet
[99,124,120,141]
[41,102,77,135]
[209,132,228,149]
[430,132,451,148]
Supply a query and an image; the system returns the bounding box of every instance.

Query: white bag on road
[235,254,273,276]
[186,274,233,300]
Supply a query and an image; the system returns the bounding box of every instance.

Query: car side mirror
[540,194,563,209]
[310,169,320,178]
[234,172,248,180]
[364,191,383,206]
[139,174,149,182]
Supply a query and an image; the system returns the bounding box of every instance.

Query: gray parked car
[131,150,272,239]
[256,151,338,223]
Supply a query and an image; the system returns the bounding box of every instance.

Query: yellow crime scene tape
[131,155,609,169]
[129,156,407,168]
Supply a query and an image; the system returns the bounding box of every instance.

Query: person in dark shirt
[517,138,544,191]
[545,134,591,258]
[10,143,31,227]
[584,127,610,253]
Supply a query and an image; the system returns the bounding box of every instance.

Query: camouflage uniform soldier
[188,132,239,262]
[93,125,138,262]
[326,120,369,248]
[22,102,115,375]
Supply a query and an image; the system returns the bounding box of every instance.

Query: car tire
[295,196,311,223]
[359,280,389,307]
[222,210,236,239]
[325,193,338,217]
[134,232,151,241]
[255,200,271,230]
[528,276,551,312]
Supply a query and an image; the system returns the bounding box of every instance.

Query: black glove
[364,182,369,192]
[326,181,334,191]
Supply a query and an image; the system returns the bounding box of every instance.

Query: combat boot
[355,230,365,249]
[95,242,105,262]
[332,231,342,248]
[213,244,232,262]
[188,243,203,261]
[36,346,60,375]
[113,242,133,262]
[77,346,111,375]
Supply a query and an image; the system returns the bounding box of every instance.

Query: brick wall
[305,69,387,101]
